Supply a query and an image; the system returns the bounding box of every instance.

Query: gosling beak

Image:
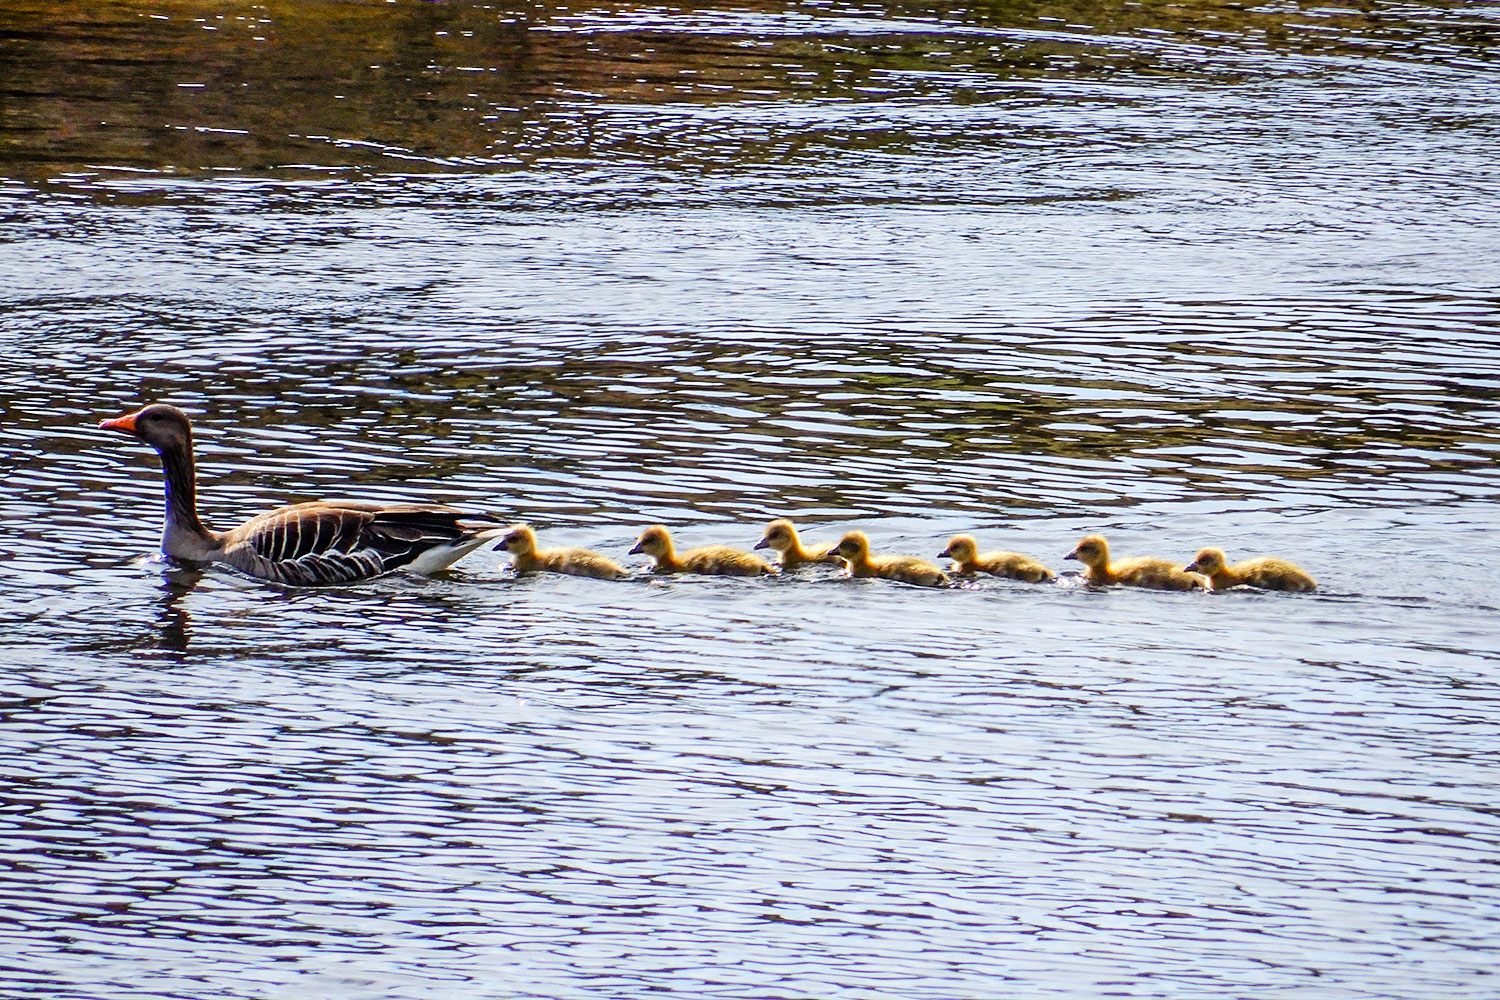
[937,547,953,559]
[1064,549,1079,561]
[627,542,644,555]
[98,411,141,435]
[753,538,769,550]
[1182,563,1199,574]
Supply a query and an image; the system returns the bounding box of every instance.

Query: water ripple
[3,1,1500,998]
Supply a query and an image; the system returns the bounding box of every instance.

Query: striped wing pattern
[220,502,503,586]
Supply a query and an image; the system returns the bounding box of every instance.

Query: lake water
[3,1,1500,997]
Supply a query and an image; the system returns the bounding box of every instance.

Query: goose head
[830,530,871,564]
[939,534,977,562]
[500,524,539,556]
[99,403,194,456]
[1184,547,1227,575]
[629,525,672,558]
[1065,534,1108,570]
[755,518,796,552]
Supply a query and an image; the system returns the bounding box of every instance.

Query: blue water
[2,1,1499,997]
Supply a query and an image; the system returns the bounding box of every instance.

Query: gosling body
[829,530,950,588]
[630,525,775,576]
[938,534,1055,583]
[754,518,837,570]
[1184,547,1316,592]
[499,524,629,580]
[1065,534,1205,591]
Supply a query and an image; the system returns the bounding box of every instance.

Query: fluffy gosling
[629,525,775,576]
[939,534,1055,583]
[1065,534,1205,591]
[828,530,950,588]
[754,518,838,570]
[498,524,629,580]
[1184,547,1316,592]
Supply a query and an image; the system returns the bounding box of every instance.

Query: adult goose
[99,403,507,586]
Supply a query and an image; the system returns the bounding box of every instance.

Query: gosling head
[1185,547,1227,575]
[830,530,871,563]
[499,524,538,555]
[939,534,977,562]
[1065,534,1108,569]
[99,402,195,455]
[756,518,795,552]
[629,525,672,558]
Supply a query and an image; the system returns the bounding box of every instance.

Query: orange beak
[99,410,141,435]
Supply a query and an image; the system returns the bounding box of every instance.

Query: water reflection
[16,293,1493,527]
[3,0,1497,182]
[145,570,199,657]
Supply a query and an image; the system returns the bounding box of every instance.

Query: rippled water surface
[3,1,1500,997]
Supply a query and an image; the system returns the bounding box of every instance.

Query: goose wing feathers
[220,502,504,586]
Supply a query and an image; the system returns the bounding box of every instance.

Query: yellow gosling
[629,525,775,577]
[1184,547,1317,592]
[1064,533,1206,591]
[829,530,950,588]
[938,534,1055,583]
[499,524,630,580]
[754,518,838,569]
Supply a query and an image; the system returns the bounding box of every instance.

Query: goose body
[938,534,1055,583]
[499,524,629,580]
[100,403,505,586]
[1065,534,1205,591]
[1184,547,1316,592]
[829,530,949,588]
[754,518,837,569]
[629,525,775,576]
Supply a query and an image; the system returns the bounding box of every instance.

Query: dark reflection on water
[3,0,1500,998]
[3,0,1499,181]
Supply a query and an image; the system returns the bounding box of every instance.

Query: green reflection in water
[1,0,1492,181]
